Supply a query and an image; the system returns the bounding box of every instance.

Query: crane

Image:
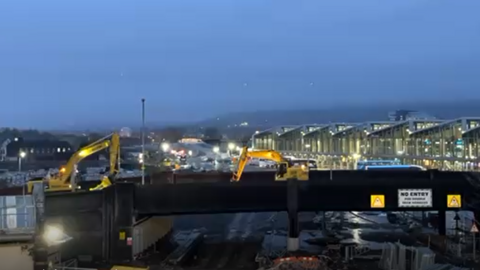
[231,146,309,182]
[27,133,121,193]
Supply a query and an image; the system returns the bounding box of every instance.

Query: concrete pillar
[438,210,447,236]
[33,223,48,270]
[110,183,135,263]
[287,178,299,252]
[33,182,48,270]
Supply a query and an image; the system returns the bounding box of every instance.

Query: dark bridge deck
[136,170,479,214]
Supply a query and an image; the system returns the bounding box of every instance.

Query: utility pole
[141,98,145,185]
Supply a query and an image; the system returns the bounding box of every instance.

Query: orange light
[60,167,66,173]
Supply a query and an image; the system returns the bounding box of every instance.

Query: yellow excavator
[232,146,309,182]
[27,133,121,193]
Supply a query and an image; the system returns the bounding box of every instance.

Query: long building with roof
[251,117,480,171]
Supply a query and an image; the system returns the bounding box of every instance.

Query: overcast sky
[1,0,480,129]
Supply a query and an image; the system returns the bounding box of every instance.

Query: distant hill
[196,100,480,128]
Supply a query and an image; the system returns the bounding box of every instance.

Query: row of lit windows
[19,147,72,154]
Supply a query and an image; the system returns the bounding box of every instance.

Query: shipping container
[132,216,173,256]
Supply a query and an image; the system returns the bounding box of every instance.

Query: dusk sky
[1,0,480,129]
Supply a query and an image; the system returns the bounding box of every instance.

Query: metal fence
[0,195,36,233]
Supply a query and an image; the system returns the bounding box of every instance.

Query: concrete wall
[0,243,33,270]
[0,160,108,171]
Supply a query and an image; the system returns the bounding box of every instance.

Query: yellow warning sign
[119,231,126,240]
[370,195,385,208]
[447,194,462,208]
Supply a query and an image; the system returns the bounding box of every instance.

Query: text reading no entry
[398,189,432,208]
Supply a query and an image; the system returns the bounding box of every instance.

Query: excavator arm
[232,146,292,182]
[89,132,121,191]
[27,132,120,193]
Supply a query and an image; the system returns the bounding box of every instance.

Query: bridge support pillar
[109,183,135,263]
[438,210,446,236]
[287,178,299,252]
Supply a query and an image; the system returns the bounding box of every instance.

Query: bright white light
[235,146,241,151]
[19,151,26,158]
[161,143,170,152]
[188,150,193,156]
[228,143,235,150]
[352,153,361,159]
[213,146,220,153]
[138,153,143,159]
[44,226,63,243]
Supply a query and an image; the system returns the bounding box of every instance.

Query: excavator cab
[274,161,309,181]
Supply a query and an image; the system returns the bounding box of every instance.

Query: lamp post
[18,151,26,172]
[19,151,27,221]
[141,98,146,185]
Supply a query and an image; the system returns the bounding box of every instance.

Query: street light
[228,143,235,151]
[18,151,27,215]
[43,225,72,246]
[213,146,220,153]
[161,142,170,152]
[18,151,26,172]
[141,99,146,185]
[352,153,361,160]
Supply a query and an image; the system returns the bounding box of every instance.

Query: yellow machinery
[27,133,121,193]
[232,146,309,182]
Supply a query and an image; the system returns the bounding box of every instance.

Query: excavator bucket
[89,176,113,191]
[275,163,288,181]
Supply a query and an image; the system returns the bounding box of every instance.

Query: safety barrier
[378,242,435,270]
[50,258,96,270]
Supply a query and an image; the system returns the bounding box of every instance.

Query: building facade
[252,117,480,171]
[1,138,74,161]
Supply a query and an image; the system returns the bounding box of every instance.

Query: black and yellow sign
[370,195,385,208]
[447,194,461,208]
